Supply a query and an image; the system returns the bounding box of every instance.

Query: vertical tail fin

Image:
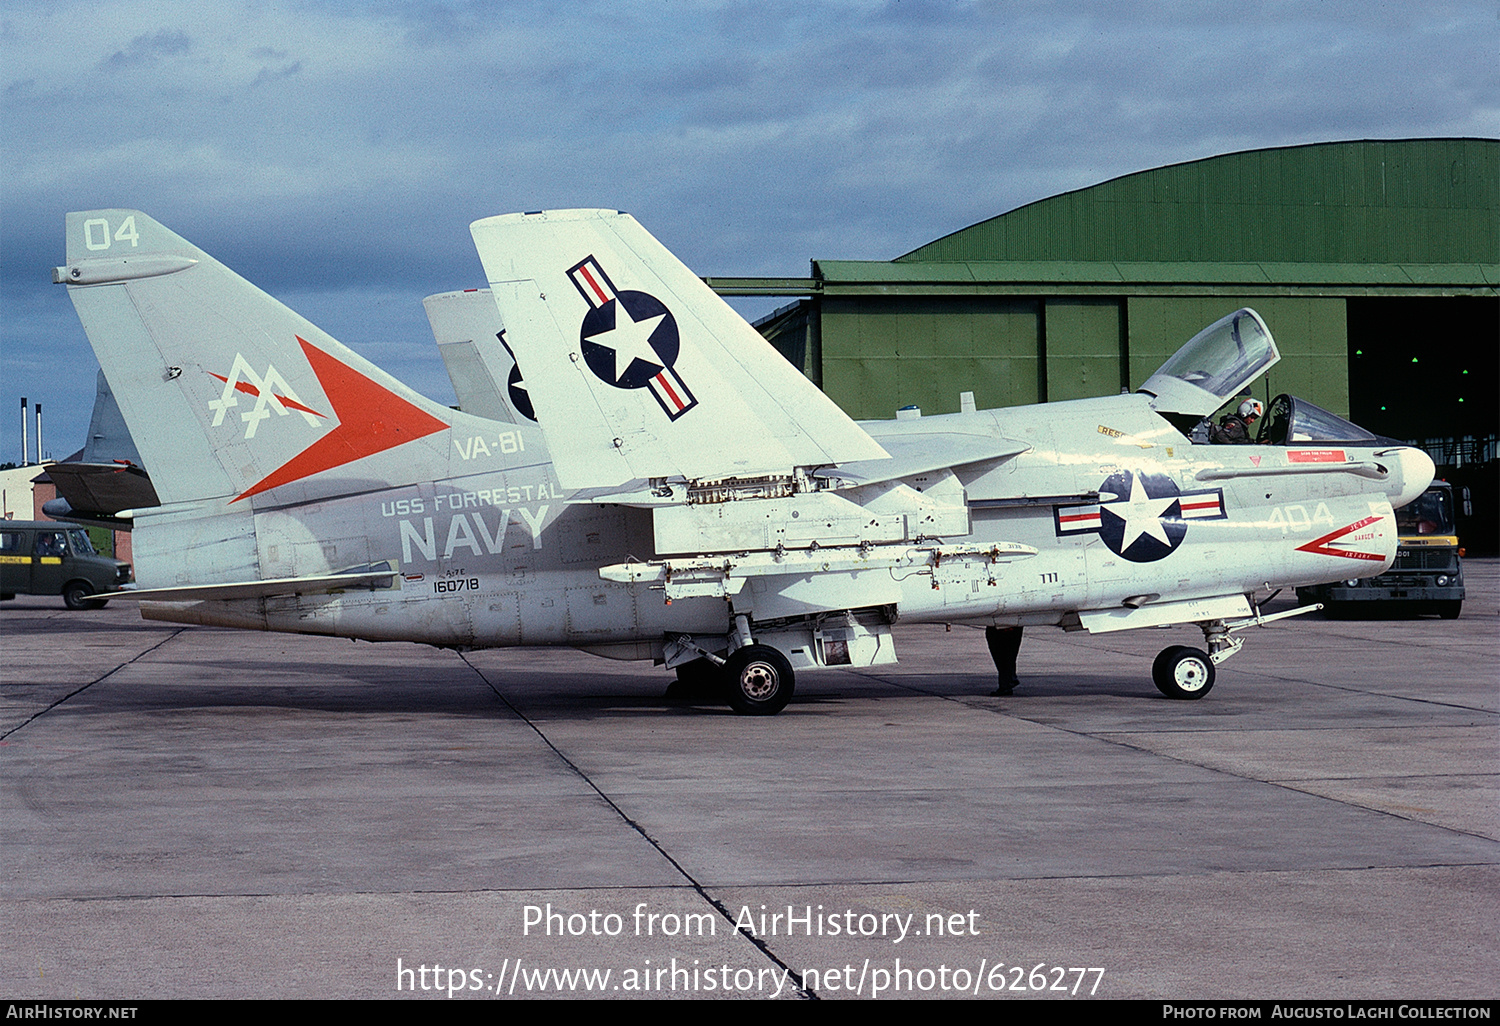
[423,289,538,425]
[57,210,456,508]
[469,209,886,491]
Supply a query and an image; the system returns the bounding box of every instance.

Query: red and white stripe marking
[567,256,619,309]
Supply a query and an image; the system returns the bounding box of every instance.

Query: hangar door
[1346,298,1498,447]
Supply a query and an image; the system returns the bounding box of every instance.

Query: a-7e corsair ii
[56,209,1432,714]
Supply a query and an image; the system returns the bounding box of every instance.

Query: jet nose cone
[1390,446,1435,509]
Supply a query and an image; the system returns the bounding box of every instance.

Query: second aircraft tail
[470,209,887,491]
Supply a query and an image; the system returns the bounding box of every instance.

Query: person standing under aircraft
[986,625,1023,696]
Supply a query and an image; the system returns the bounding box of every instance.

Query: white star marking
[584,301,666,383]
[1109,472,1177,551]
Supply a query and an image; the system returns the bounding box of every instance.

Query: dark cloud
[100,28,190,70]
[251,60,302,86]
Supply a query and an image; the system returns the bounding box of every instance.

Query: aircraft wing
[470,209,889,491]
[817,431,1029,486]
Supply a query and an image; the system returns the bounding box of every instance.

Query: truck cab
[0,521,132,609]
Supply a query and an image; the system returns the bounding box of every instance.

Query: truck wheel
[63,581,95,610]
[1436,601,1462,620]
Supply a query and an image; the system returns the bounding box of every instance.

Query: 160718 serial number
[434,578,481,593]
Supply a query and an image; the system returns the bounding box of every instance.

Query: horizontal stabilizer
[113,568,397,603]
[470,209,888,490]
[43,461,160,517]
[40,497,133,530]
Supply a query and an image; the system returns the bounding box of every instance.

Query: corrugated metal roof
[813,259,1498,289]
[896,139,1499,267]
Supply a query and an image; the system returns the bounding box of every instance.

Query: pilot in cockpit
[1210,398,1263,445]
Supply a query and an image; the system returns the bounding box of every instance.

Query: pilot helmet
[1237,398,1264,423]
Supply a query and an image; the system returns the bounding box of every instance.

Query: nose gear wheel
[1152,645,1215,699]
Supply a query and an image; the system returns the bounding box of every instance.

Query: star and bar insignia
[567,255,698,421]
[1055,469,1227,563]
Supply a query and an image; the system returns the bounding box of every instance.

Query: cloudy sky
[3,0,1497,463]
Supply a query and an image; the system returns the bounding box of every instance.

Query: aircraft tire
[1152,646,1215,699]
[1151,646,1186,694]
[724,645,795,716]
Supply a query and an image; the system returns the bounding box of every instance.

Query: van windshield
[67,529,96,555]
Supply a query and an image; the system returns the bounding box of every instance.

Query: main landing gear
[722,645,795,716]
[664,617,797,716]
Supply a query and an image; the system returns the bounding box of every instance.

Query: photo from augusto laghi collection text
[393,899,1106,998]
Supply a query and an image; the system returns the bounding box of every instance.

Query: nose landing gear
[1152,645,1216,698]
[1152,602,1321,699]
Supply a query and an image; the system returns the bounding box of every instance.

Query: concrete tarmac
[3,563,1496,1000]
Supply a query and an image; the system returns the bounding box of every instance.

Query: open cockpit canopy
[1139,308,1280,418]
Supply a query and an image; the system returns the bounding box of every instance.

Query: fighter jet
[54,209,1433,714]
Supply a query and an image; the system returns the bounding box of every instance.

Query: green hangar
[716,139,1497,474]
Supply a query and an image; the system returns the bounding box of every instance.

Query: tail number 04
[83,216,140,251]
